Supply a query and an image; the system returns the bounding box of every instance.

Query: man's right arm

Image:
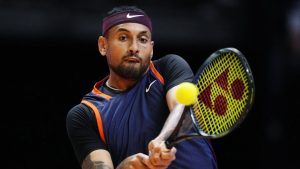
[66,104,113,168]
[67,104,154,169]
[82,150,114,169]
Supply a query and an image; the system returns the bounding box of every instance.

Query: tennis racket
[165,47,255,149]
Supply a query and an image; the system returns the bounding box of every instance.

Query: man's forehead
[110,23,151,34]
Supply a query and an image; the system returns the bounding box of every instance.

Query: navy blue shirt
[66,54,218,168]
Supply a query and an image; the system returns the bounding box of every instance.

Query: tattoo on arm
[82,158,112,169]
[92,161,112,169]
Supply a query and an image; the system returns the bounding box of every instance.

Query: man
[66,5,218,169]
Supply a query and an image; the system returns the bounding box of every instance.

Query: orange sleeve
[81,100,106,144]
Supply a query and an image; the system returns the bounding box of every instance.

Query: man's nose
[129,40,139,54]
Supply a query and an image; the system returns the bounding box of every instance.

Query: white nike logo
[145,80,157,93]
[126,13,144,18]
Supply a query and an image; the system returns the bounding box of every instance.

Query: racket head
[190,47,255,138]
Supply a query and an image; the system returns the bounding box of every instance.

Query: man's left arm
[146,85,186,168]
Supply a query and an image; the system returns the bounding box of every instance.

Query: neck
[107,74,137,91]
[105,80,124,91]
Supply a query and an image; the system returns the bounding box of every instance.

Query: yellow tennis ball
[175,82,199,105]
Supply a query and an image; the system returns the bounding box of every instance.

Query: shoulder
[66,103,94,129]
[67,103,91,118]
[153,54,191,73]
[153,54,187,65]
[152,54,194,91]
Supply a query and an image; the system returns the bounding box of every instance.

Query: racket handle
[164,107,193,149]
[165,133,202,149]
[165,140,175,149]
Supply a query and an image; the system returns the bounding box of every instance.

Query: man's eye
[119,35,127,41]
[139,37,148,43]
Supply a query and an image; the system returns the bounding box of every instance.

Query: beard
[110,55,150,80]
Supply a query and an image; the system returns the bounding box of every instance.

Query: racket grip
[164,106,192,149]
[165,140,174,149]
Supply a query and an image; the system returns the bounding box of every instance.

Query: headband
[102,11,152,35]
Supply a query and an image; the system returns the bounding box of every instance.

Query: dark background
[2,0,299,168]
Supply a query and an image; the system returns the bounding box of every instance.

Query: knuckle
[151,158,159,165]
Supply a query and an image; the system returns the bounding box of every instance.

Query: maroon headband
[102,11,152,35]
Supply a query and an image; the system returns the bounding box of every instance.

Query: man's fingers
[140,154,165,169]
[149,147,177,167]
[161,147,176,160]
[132,153,153,169]
[141,156,156,169]
[149,151,161,165]
[147,140,177,168]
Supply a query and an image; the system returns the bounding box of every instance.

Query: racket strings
[193,52,251,136]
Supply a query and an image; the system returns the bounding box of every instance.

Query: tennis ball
[175,82,199,105]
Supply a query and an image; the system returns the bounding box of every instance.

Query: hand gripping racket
[165,47,255,148]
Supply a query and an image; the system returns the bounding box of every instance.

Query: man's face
[104,23,154,80]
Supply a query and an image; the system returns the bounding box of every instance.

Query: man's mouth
[124,56,140,63]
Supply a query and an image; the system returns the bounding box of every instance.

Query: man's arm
[156,85,185,141]
[152,54,193,141]
[82,150,114,169]
[82,149,159,169]
[146,85,183,167]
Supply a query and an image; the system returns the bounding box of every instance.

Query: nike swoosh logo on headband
[126,13,144,18]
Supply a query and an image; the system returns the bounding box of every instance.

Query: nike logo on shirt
[126,13,144,18]
[145,80,157,93]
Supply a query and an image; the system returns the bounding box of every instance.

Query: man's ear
[150,50,153,59]
[98,36,107,56]
[150,41,154,59]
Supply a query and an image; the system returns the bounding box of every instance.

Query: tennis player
[66,5,218,169]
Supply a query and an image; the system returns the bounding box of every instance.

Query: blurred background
[2,0,298,168]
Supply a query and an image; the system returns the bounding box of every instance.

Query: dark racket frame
[165,47,255,149]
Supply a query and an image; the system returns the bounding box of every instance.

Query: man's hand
[116,153,153,169]
[146,139,177,169]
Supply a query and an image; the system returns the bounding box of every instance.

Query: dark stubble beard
[110,56,150,80]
